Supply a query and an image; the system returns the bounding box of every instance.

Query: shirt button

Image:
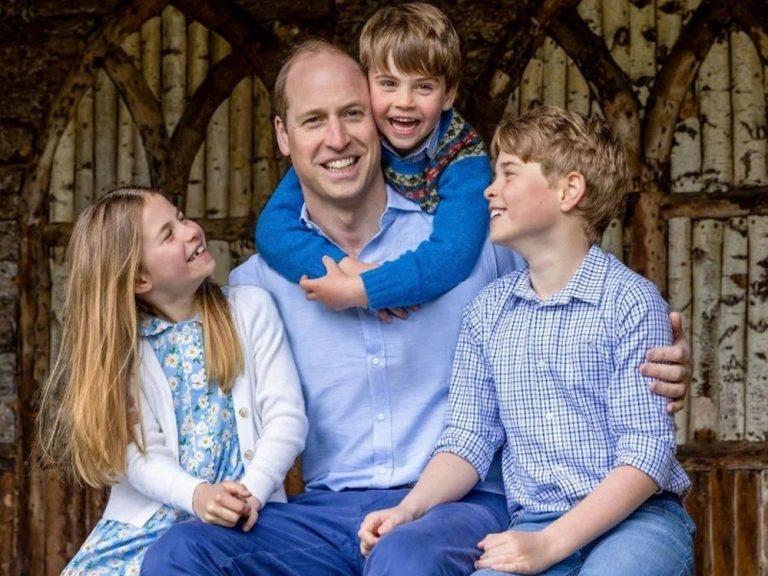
[244,449,254,460]
[371,356,381,365]
[239,407,249,418]
[378,466,388,475]
[377,413,386,421]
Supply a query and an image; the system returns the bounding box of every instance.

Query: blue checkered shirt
[434,246,691,514]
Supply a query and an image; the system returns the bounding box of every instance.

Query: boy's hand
[300,256,368,310]
[358,506,417,556]
[241,495,263,532]
[640,311,691,413]
[192,481,251,527]
[475,530,558,575]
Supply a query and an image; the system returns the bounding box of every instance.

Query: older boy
[256,2,490,313]
[359,106,695,576]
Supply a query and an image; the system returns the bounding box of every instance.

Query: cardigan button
[239,407,249,418]
[244,449,254,461]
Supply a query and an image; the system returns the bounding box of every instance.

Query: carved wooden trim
[547,7,642,169]
[643,0,737,178]
[103,46,170,188]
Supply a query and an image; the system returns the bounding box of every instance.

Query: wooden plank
[718,218,748,440]
[602,0,630,73]
[730,30,767,187]
[656,0,683,64]
[670,87,703,194]
[686,470,712,575]
[205,34,231,219]
[761,470,768,576]
[677,441,768,469]
[600,218,622,261]
[134,16,161,187]
[49,120,75,223]
[747,216,768,441]
[252,76,277,218]
[697,33,732,193]
[668,217,692,442]
[161,5,187,135]
[734,470,760,575]
[93,68,117,196]
[710,467,735,575]
[186,21,209,219]
[662,189,768,219]
[0,471,15,576]
[43,470,67,575]
[74,84,94,215]
[690,219,723,441]
[627,0,655,107]
[519,44,543,112]
[542,37,567,109]
[228,76,252,218]
[116,32,140,186]
[208,240,231,286]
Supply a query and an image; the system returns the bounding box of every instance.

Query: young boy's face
[368,54,456,156]
[484,151,563,249]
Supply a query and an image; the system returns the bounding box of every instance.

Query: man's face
[274,51,383,211]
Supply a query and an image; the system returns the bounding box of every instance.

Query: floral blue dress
[63,316,246,575]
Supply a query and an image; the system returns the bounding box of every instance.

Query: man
[142,41,689,576]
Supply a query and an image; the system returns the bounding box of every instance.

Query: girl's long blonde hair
[37,187,243,487]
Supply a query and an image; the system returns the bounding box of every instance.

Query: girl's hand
[475,530,559,575]
[192,481,251,527]
[241,495,263,532]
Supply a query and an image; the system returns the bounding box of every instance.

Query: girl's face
[135,194,215,317]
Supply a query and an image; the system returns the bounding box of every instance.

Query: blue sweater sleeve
[254,166,346,283]
[361,154,491,309]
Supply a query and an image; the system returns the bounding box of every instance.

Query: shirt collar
[139,315,200,337]
[510,244,609,306]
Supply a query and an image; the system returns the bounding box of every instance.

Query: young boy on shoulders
[256,2,490,314]
[359,105,696,576]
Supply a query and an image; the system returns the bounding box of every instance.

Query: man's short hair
[359,2,461,94]
[272,40,361,120]
[491,105,631,243]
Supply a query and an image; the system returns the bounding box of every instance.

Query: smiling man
[141,41,691,576]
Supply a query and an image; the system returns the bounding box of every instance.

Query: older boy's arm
[358,453,478,556]
[641,311,691,413]
[475,467,656,574]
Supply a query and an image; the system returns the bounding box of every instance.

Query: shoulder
[601,253,668,315]
[226,284,279,320]
[465,271,521,328]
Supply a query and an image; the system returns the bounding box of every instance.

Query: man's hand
[376,305,420,322]
[474,530,559,575]
[641,311,691,413]
[358,506,417,556]
[192,481,251,527]
[300,256,368,310]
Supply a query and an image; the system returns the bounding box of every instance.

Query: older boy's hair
[273,40,360,120]
[491,105,631,243]
[359,2,461,93]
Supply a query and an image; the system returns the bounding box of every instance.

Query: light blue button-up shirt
[231,186,520,492]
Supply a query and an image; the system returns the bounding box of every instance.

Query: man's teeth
[326,158,355,170]
[490,209,506,219]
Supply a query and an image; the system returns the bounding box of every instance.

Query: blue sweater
[255,109,491,309]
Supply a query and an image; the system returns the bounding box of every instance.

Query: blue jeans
[140,488,509,575]
[471,493,695,576]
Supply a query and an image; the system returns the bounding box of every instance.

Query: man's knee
[142,521,212,575]
[364,527,462,576]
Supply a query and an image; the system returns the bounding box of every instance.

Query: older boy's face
[368,54,456,156]
[274,51,382,211]
[484,152,563,249]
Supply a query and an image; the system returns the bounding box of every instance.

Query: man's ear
[274,115,290,156]
[134,272,152,296]
[559,171,587,213]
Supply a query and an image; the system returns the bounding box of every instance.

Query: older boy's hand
[640,311,691,413]
[475,529,558,575]
[358,506,416,556]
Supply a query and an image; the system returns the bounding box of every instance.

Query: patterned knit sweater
[255,108,491,309]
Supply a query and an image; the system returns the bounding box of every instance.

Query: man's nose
[326,117,350,149]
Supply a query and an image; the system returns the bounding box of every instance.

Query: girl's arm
[255,167,346,282]
[360,154,490,309]
[474,467,657,574]
[236,287,308,506]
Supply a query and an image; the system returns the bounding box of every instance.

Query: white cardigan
[102,285,308,527]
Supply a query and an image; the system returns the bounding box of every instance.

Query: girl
[38,187,308,574]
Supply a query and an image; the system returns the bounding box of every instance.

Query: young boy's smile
[368,55,456,156]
